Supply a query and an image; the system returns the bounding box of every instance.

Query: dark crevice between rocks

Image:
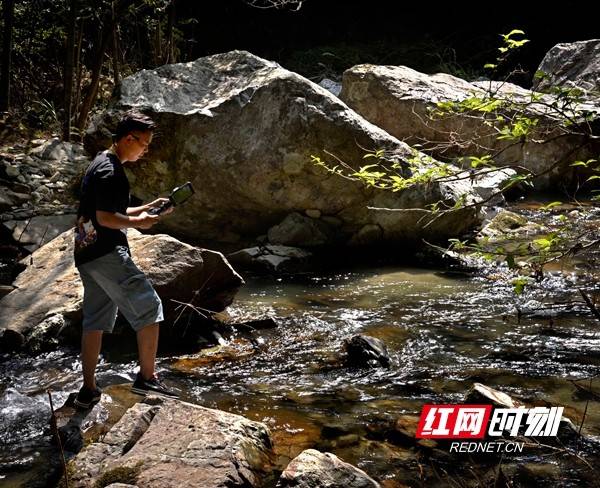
[0,222,28,292]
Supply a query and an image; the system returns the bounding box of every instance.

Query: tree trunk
[0,0,15,113]
[164,0,176,64]
[153,18,162,67]
[77,11,113,133]
[63,0,77,141]
[111,1,120,87]
[73,19,84,123]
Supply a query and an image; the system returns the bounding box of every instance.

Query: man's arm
[97,210,158,230]
[126,204,150,216]
[126,197,171,216]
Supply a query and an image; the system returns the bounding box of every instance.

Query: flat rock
[67,396,273,488]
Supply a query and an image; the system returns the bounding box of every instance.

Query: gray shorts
[77,246,163,333]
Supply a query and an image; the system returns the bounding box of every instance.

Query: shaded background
[177,1,599,86]
[1,0,599,136]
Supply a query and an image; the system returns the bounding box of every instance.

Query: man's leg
[137,323,159,379]
[132,321,176,397]
[77,262,116,404]
[81,330,103,389]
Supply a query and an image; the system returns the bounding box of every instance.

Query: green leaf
[540,201,562,211]
[484,63,497,69]
[512,276,529,295]
[533,237,552,250]
[505,29,526,37]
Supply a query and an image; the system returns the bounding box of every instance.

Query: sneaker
[131,373,178,398]
[74,384,102,409]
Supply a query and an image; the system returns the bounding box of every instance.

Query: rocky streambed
[1,198,600,487]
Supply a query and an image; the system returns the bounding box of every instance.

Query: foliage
[283,39,486,82]
[311,30,600,294]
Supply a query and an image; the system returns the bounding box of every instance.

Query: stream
[1,200,600,487]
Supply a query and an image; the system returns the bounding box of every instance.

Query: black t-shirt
[74,150,130,267]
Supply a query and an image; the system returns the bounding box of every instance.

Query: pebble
[5,165,19,178]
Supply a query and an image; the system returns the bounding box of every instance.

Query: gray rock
[464,383,582,445]
[318,78,342,96]
[347,223,383,246]
[12,209,34,219]
[4,180,30,193]
[5,165,19,178]
[68,396,273,488]
[268,212,335,247]
[0,229,244,351]
[340,64,599,189]
[0,189,14,212]
[344,334,391,368]
[25,314,66,353]
[478,209,544,243]
[3,214,76,248]
[468,168,516,204]
[36,184,51,195]
[228,244,312,273]
[28,138,80,161]
[84,51,490,248]
[465,383,523,408]
[5,190,30,204]
[534,39,600,94]
[277,449,380,488]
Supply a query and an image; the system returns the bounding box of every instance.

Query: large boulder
[276,449,380,488]
[2,214,76,252]
[85,51,506,248]
[340,64,599,189]
[533,39,600,94]
[0,229,243,352]
[66,396,273,488]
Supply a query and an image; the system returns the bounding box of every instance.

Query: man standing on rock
[73,111,178,408]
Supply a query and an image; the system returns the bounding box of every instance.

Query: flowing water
[1,202,600,487]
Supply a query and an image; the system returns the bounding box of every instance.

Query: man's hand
[135,211,160,229]
[147,197,174,215]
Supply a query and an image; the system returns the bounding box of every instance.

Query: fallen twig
[48,390,69,488]
[579,289,600,324]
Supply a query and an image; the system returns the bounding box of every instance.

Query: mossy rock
[94,463,142,488]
